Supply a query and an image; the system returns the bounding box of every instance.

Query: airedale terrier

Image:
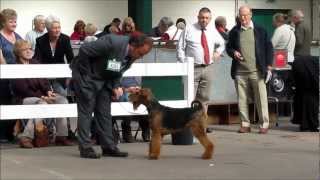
[128,88,214,160]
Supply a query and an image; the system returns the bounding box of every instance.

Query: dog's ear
[140,88,153,100]
[141,88,151,94]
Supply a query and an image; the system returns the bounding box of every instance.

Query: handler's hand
[112,87,123,100]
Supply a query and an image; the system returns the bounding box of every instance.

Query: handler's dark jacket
[70,34,133,90]
[226,23,273,79]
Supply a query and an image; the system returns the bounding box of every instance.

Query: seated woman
[70,20,86,41]
[12,40,73,148]
[118,77,150,143]
[83,23,97,43]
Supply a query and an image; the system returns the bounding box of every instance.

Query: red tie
[201,29,210,64]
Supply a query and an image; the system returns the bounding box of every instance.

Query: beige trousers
[235,72,269,129]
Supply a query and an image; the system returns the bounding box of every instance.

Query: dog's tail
[191,100,204,111]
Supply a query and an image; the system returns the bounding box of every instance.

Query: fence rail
[0,60,194,120]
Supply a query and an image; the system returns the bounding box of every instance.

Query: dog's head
[128,88,153,110]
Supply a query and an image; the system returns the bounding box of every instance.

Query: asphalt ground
[0,118,318,180]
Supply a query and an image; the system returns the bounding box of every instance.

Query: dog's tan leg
[190,124,214,159]
[149,130,162,160]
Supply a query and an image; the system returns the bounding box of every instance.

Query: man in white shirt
[177,7,225,133]
[272,13,296,64]
[25,15,46,50]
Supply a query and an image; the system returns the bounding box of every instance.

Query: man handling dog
[71,33,152,159]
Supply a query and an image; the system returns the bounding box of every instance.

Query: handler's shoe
[79,147,101,159]
[102,148,128,157]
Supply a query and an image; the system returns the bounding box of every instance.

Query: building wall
[152,0,314,38]
[0,0,128,37]
[152,0,236,31]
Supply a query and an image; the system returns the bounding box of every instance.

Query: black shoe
[102,148,128,157]
[79,147,101,159]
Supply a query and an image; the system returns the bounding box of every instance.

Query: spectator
[103,18,121,33]
[0,8,22,142]
[96,18,121,38]
[109,25,120,34]
[149,17,173,37]
[12,40,73,148]
[118,17,137,35]
[70,20,86,41]
[215,16,229,41]
[177,7,225,133]
[290,10,311,57]
[84,23,98,43]
[25,15,46,50]
[291,56,319,132]
[226,5,273,134]
[0,8,22,64]
[118,77,150,143]
[161,18,186,41]
[272,13,296,64]
[34,15,74,96]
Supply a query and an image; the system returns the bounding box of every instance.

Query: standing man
[290,10,311,57]
[226,5,273,134]
[177,7,225,133]
[25,15,46,51]
[71,33,152,159]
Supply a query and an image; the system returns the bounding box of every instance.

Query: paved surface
[0,119,318,180]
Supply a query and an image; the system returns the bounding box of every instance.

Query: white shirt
[272,24,296,62]
[25,29,46,50]
[177,22,225,64]
[165,25,183,40]
[241,20,254,30]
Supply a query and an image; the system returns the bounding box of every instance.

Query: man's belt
[194,63,211,67]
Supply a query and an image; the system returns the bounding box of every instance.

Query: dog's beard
[132,102,140,110]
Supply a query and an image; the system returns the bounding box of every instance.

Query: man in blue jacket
[71,33,152,158]
[226,5,273,134]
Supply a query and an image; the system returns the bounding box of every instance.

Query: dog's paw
[148,154,159,160]
[201,153,213,160]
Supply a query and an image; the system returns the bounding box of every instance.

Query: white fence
[0,60,194,120]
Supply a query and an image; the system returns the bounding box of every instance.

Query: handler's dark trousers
[73,72,117,150]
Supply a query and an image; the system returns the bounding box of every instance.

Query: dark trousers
[291,56,319,131]
[0,80,15,141]
[73,72,117,150]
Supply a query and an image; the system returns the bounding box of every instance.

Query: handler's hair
[129,32,152,48]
